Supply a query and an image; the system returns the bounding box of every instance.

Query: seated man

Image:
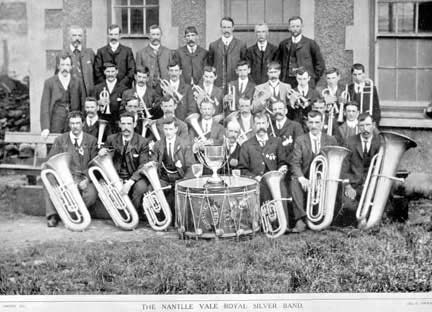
[44,111,98,227]
[100,112,151,214]
[335,101,360,146]
[224,60,256,111]
[151,116,195,222]
[123,94,145,136]
[220,120,242,175]
[82,97,112,145]
[309,99,338,137]
[153,96,189,141]
[236,96,255,143]
[290,110,338,232]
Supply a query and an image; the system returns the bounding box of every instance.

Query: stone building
[0,0,431,131]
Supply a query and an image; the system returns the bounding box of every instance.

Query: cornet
[99,87,111,114]
[159,79,183,103]
[141,118,161,141]
[287,89,309,109]
[323,87,345,124]
[192,84,211,106]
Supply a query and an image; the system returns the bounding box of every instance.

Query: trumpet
[97,119,108,148]
[41,152,91,231]
[359,78,374,115]
[136,92,153,119]
[99,87,111,114]
[287,89,309,109]
[88,153,139,230]
[159,79,183,103]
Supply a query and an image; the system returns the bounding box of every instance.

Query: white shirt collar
[203,84,213,95]
[256,133,269,143]
[269,80,280,88]
[58,73,71,90]
[297,85,309,95]
[86,114,99,126]
[149,42,160,51]
[291,34,302,44]
[354,82,364,92]
[222,36,233,46]
[136,84,146,96]
[277,117,287,128]
[346,119,358,128]
[166,136,176,145]
[187,45,197,54]
[170,79,180,91]
[106,79,117,92]
[70,44,82,52]
[109,42,119,52]
[309,132,321,142]
[70,131,84,146]
[122,135,132,145]
[257,41,267,51]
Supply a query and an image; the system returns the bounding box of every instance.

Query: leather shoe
[291,219,307,233]
[47,215,59,227]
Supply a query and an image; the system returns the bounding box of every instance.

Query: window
[112,0,159,37]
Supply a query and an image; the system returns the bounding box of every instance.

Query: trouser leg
[290,178,307,222]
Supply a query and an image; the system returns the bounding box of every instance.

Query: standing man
[57,25,95,97]
[94,24,136,88]
[41,53,84,137]
[246,23,277,85]
[175,26,208,85]
[274,16,325,88]
[136,25,173,87]
[207,17,247,92]
[290,110,338,232]
[44,111,98,227]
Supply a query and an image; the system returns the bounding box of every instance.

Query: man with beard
[99,112,152,212]
[174,26,208,85]
[220,120,242,175]
[82,97,111,145]
[41,53,85,138]
[238,113,289,215]
[290,110,338,232]
[94,24,136,88]
[207,17,247,92]
[246,23,277,85]
[224,60,256,111]
[136,25,174,87]
[121,66,160,119]
[335,101,360,145]
[94,62,128,131]
[273,16,325,88]
[155,61,193,120]
[56,25,95,97]
[44,111,98,227]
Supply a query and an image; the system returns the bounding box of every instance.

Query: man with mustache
[310,99,338,137]
[82,97,111,144]
[290,110,338,232]
[94,24,136,88]
[136,25,174,87]
[335,101,360,145]
[44,111,98,227]
[153,96,189,141]
[219,120,242,175]
[224,60,256,111]
[40,53,85,138]
[99,112,152,212]
[56,25,95,97]
[207,17,247,93]
[174,26,208,85]
[235,96,255,144]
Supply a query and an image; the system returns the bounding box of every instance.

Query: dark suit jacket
[94,44,136,88]
[290,132,338,179]
[174,45,208,85]
[335,122,358,146]
[94,80,128,128]
[207,37,247,89]
[135,45,174,87]
[105,132,150,181]
[40,75,84,131]
[287,86,320,125]
[227,79,256,110]
[48,132,98,177]
[246,42,277,85]
[348,83,381,126]
[82,118,112,143]
[219,141,241,175]
[188,118,225,145]
[151,136,195,179]
[238,136,287,177]
[121,86,160,118]
[342,133,381,190]
[272,118,304,157]
[154,79,193,120]
[188,84,224,116]
[274,35,325,83]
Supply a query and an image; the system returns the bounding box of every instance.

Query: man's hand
[98,148,108,157]
[278,165,288,174]
[121,179,135,195]
[148,140,155,152]
[78,177,89,191]
[298,176,310,192]
[344,184,357,200]
[41,129,50,139]
[175,160,183,168]
[255,175,262,182]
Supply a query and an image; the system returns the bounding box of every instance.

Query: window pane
[378,69,396,101]
[418,39,432,67]
[265,0,283,24]
[417,70,432,101]
[131,0,143,5]
[397,69,416,101]
[418,1,432,32]
[146,7,159,31]
[283,0,300,24]
[378,3,392,32]
[378,39,396,67]
[146,0,158,5]
[114,0,128,5]
[397,38,416,67]
[131,8,143,34]
[114,8,129,33]
[396,3,414,32]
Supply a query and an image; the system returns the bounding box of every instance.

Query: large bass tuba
[141,161,173,231]
[260,171,289,238]
[306,146,351,230]
[88,153,139,230]
[356,131,417,230]
[40,152,91,231]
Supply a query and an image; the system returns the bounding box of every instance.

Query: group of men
[41,16,382,233]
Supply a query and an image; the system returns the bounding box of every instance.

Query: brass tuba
[40,152,91,231]
[260,171,289,238]
[88,153,140,230]
[356,131,417,230]
[141,161,173,231]
[306,146,351,230]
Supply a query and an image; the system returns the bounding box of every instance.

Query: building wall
[172,0,206,48]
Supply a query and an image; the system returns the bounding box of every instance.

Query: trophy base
[204,176,227,188]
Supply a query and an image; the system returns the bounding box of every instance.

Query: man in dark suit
[335,101,360,145]
[41,53,85,138]
[246,23,277,85]
[100,112,151,212]
[135,25,174,87]
[153,96,189,141]
[94,62,128,132]
[318,67,346,123]
[273,16,325,88]
[175,26,208,85]
[236,96,255,143]
[82,97,111,146]
[224,60,256,111]
[56,25,95,97]
[310,99,339,137]
[207,17,247,92]
[347,63,381,126]
[220,120,242,175]
[151,116,195,220]
[290,110,338,232]
[44,111,98,227]
[94,24,136,88]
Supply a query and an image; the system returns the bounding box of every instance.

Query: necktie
[357,85,361,93]
[74,138,79,148]
[168,142,173,161]
[271,85,277,97]
[239,81,244,94]
[362,140,368,154]
[313,139,319,154]
[123,140,129,157]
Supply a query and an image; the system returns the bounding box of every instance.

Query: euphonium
[88,153,139,230]
[306,146,351,230]
[260,171,289,238]
[159,79,183,103]
[40,152,91,231]
[185,113,207,141]
[356,131,417,230]
[97,119,108,148]
[141,161,173,231]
